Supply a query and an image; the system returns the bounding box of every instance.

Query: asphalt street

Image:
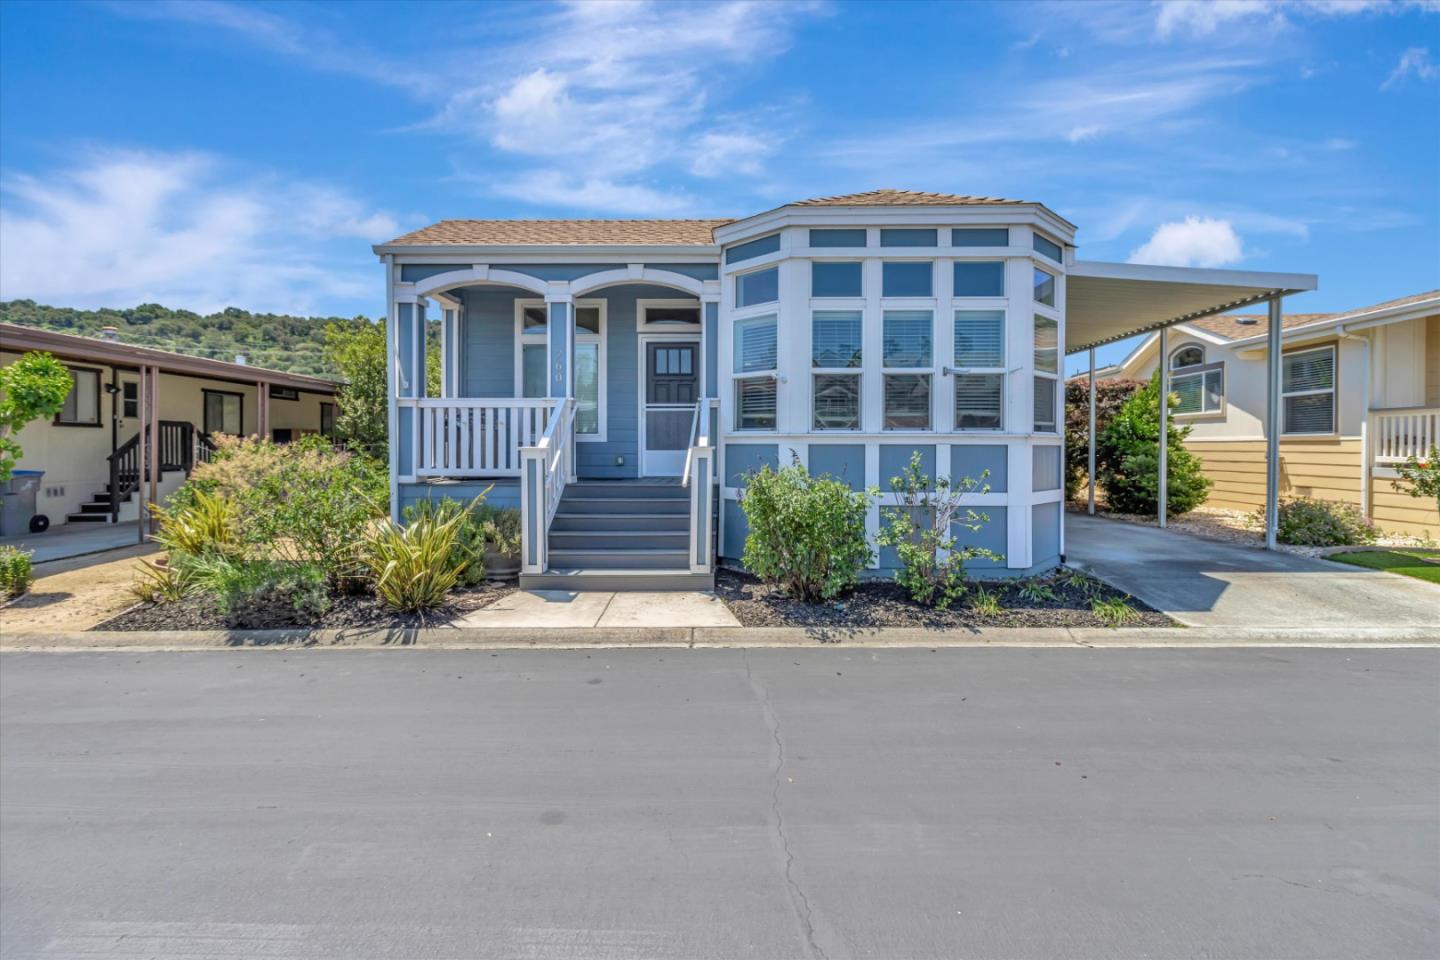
[2,647,1436,959]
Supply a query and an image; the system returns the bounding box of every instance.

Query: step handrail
[106,432,141,522]
[682,399,718,573]
[519,397,576,575]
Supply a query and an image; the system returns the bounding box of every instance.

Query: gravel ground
[94,580,517,632]
[714,567,1174,629]
[1075,502,1438,558]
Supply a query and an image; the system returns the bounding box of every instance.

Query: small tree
[740,460,872,602]
[1096,373,1211,516]
[1064,377,1143,499]
[1391,443,1440,524]
[875,452,1001,609]
[0,351,75,482]
[323,318,441,460]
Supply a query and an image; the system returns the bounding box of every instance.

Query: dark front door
[642,339,699,475]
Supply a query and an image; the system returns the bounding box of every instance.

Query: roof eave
[373,242,722,260]
[712,201,1077,245]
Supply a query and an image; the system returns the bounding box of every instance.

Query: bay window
[812,310,862,430]
[1033,315,1058,432]
[952,310,1005,429]
[734,312,778,430]
[883,309,932,430]
[736,266,779,308]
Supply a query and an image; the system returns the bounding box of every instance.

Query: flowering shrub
[1391,443,1440,523]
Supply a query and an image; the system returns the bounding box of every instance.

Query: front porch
[388,266,722,587]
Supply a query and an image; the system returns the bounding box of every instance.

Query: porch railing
[401,398,558,477]
[1372,406,1440,464]
[520,398,575,575]
[682,398,719,574]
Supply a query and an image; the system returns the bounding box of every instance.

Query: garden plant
[0,546,33,599]
[1391,443,1440,524]
[1256,497,1378,547]
[1095,373,1211,517]
[0,350,74,482]
[740,460,872,602]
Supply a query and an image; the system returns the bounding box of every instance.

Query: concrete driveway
[1066,513,1440,631]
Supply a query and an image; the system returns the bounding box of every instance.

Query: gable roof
[1191,289,1440,341]
[384,219,734,247]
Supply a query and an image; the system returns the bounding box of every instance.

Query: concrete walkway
[0,521,143,564]
[455,589,740,628]
[1066,513,1440,630]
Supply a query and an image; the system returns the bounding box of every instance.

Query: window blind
[1033,376,1057,431]
[883,310,933,367]
[1283,348,1334,392]
[954,374,1003,429]
[954,310,1004,367]
[1033,316,1058,374]
[813,374,861,430]
[736,377,777,430]
[884,374,931,429]
[812,311,862,368]
[734,314,777,373]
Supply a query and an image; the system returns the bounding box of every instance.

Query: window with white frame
[952,310,1005,429]
[1033,315,1058,432]
[1282,345,1336,435]
[640,301,701,329]
[882,309,932,430]
[734,312,777,430]
[516,300,605,438]
[812,310,862,430]
[1169,344,1224,415]
[1033,266,1057,307]
[736,266,779,308]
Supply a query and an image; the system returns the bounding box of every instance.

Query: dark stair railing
[107,422,210,520]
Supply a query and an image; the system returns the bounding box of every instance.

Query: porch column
[1158,325,1169,528]
[703,292,720,443]
[1265,294,1282,550]
[546,293,573,399]
[1087,347,1097,515]
[136,365,148,544]
[393,296,425,486]
[146,365,159,534]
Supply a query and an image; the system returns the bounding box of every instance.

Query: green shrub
[0,546,34,598]
[362,510,469,612]
[1096,374,1211,516]
[874,452,1001,609]
[740,461,872,602]
[1091,595,1142,628]
[179,435,386,583]
[404,494,490,587]
[150,489,245,560]
[1064,377,1144,500]
[130,554,199,604]
[1,351,74,482]
[1258,497,1378,547]
[475,504,522,563]
[188,557,331,627]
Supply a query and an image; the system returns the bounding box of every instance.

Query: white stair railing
[682,398,719,574]
[520,398,575,575]
[1372,406,1440,463]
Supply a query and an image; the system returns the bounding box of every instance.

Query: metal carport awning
[1063,260,1318,551]
[1065,260,1317,353]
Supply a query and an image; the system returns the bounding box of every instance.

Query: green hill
[0,300,377,379]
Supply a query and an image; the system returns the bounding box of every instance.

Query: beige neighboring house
[0,323,338,530]
[1098,290,1440,537]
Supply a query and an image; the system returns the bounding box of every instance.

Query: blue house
[375,189,1316,590]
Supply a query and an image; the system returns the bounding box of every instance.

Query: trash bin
[0,470,48,536]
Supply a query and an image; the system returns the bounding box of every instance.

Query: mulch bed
[94,580,517,633]
[714,567,1174,630]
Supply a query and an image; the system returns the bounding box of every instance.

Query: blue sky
[1,0,1437,370]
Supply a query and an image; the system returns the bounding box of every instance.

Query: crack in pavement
[742,649,832,960]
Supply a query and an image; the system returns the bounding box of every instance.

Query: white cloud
[1154,0,1437,39]
[1066,125,1103,143]
[690,131,777,178]
[0,150,407,315]
[485,169,696,216]
[1128,217,1244,267]
[1382,47,1439,89]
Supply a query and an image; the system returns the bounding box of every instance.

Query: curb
[2,624,1437,651]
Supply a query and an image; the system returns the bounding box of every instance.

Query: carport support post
[1087,347,1097,515]
[1157,326,1169,528]
[1265,294,1282,550]
[136,365,148,544]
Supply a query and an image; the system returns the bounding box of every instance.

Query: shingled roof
[384,219,734,246]
[1190,289,1440,341]
[789,188,1029,207]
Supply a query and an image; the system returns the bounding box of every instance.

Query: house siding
[1184,438,1363,512]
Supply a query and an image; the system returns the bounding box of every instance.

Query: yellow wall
[1426,315,1440,408]
[1185,438,1363,512]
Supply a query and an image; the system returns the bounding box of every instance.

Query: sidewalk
[454,589,740,628]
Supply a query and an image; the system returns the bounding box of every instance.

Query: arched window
[1168,343,1224,415]
[1171,345,1204,369]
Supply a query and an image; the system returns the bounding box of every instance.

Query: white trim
[570,266,707,297]
[1280,342,1339,438]
[1069,259,1318,293]
[638,332,703,476]
[412,266,550,299]
[636,298,703,332]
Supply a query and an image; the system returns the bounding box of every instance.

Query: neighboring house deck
[377,189,1317,591]
[0,323,338,532]
[1097,290,1440,536]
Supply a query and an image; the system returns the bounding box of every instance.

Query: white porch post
[546,290,574,481]
[1087,346,1097,515]
[1265,294,1282,550]
[1158,325,1169,527]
